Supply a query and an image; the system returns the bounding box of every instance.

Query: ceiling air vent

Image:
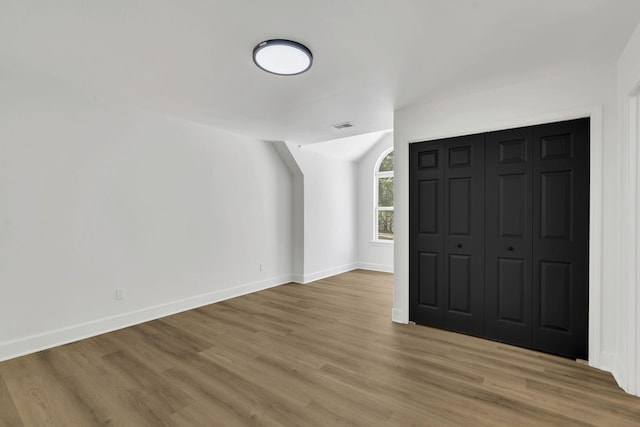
[331,122,353,129]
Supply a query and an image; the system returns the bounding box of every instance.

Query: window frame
[374,147,394,242]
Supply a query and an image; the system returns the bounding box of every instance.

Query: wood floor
[1,270,639,426]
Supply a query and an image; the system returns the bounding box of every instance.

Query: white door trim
[619,88,640,395]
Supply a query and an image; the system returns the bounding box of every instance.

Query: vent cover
[331,122,353,129]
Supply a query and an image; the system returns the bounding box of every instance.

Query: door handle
[508,246,514,251]
[457,244,462,248]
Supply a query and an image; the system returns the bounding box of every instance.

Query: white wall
[356,133,394,272]
[393,63,618,375]
[0,65,293,360]
[616,20,640,396]
[287,143,358,283]
[271,142,304,281]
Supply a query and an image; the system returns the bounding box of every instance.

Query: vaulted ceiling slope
[1,1,640,144]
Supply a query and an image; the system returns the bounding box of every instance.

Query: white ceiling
[1,1,640,144]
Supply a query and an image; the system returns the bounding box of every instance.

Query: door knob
[508,246,514,251]
[457,244,462,248]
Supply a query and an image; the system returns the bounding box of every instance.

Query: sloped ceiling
[302,130,391,162]
[1,0,640,144]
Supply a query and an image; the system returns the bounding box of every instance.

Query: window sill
[369,240,394,247]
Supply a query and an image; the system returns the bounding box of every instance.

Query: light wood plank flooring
[1,270,639,426]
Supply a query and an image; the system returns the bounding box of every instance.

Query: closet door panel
[410,141,445,326]
[532,119,589,360]
[442,135,485,336]
[484,127,534,346]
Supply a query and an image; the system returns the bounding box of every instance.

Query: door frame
[394,105,603,367]
[621,86,640,394]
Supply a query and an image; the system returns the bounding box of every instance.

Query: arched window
[375,148,394,241]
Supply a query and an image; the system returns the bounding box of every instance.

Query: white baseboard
[392,308,408,324]
[291,274,305,284]
[609,355,640,396]
[612,358,628,393]
[0,274,293,362]
[594,352,640,397]
[356,262,394,273]
[596,351,615,373]
[294,263,358,284]
[291,263,393,285]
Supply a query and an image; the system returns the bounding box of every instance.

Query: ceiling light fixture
[253,39,313,76]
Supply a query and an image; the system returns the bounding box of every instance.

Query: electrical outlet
[116,288,125,301]
[259,263,264,272]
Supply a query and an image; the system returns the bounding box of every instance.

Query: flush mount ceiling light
[253,39,313,76]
